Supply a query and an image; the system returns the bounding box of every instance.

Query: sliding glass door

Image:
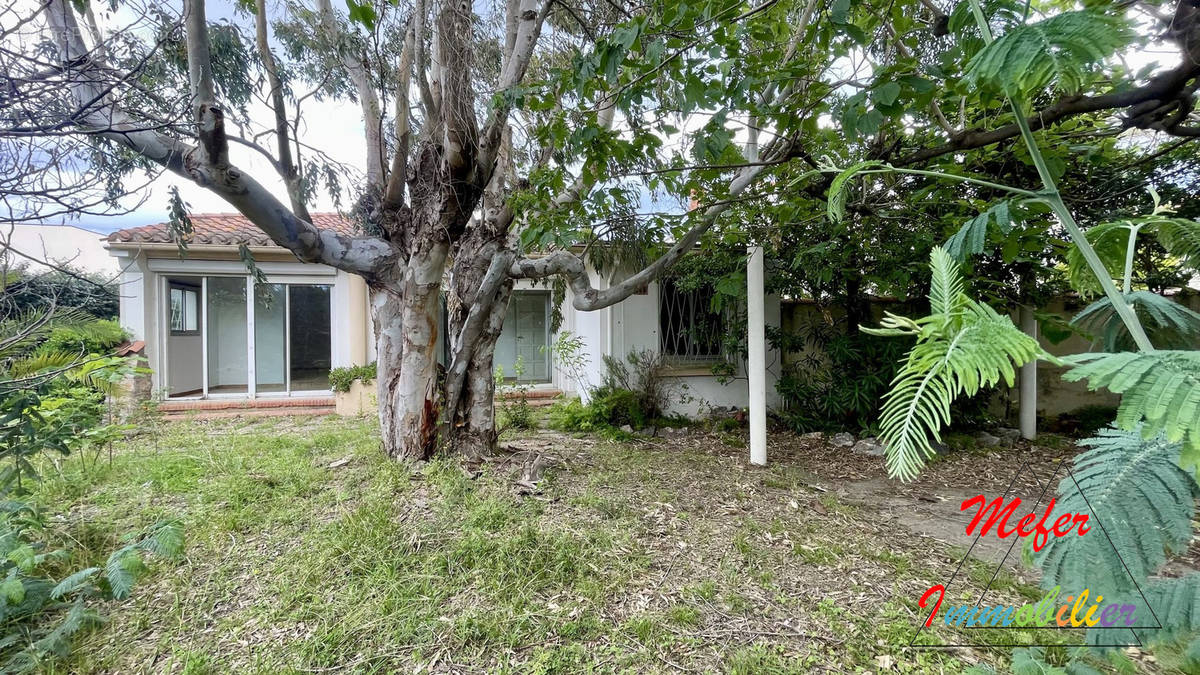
[167,276,331,398]
[288,285,332,392]
[206,277,248,395]
[254,284,288,394]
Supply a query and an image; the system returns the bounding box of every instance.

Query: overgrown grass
[20,416,1156,673]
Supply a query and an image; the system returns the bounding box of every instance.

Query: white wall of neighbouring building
[7,224,121,276]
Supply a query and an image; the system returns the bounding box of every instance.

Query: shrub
[548,351,687,432]
[589,388,646,429]
[547,398,597,432]
[1053,404,1120,437]
[592,350,676,423]
[499,394,536,431]
[0,380,182,670]
[2,266,119,320]
[774,322,908,434]
[495,355,538,432]
[329,362,377,393]
[36,319,127,357]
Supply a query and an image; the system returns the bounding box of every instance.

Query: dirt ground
[61,417,1188,673]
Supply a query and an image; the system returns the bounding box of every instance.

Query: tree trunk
[448,283,512,458]
[442,204,512,458]
[372,242,448,460]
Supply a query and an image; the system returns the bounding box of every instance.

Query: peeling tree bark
[372,238,448,460]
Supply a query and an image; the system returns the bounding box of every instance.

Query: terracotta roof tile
[107,213,359,248]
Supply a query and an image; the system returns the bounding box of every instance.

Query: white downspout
[1018,305,1037,440]
[748,244,767,465]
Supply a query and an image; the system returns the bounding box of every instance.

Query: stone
[931,440,951,456]
[619,424,633,434]
[975,431,1002,447]
[801,431,823,440]
[851,438,886,457]
[996,427,1021,440]
[830,432,855,448]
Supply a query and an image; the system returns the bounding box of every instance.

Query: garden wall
[779,291,1200,421]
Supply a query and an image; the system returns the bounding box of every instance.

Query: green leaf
[826,161,884,225]
[1035,427,1197,597]
[344,0,377,30]
[944,201,1015,260]
[830,0,851,24]
[1072,291,1200,351]
[1062,351,1200,462]
[50,568,100,599]
[965,10,1133,96]
[870,81,901,106]
[1,577,24,605]
[7,545,34,573]
[103,548,147,600]
[139,521,185,560]
[863,248,1043,480]
[1065,220,1130,295]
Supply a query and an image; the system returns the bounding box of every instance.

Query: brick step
[162,406,334,421]
[498,388,562,401]
[158,397,334,412]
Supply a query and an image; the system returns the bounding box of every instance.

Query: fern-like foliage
[1062,351,1200,468]
[862,247,1044,480]
[1125,575,1200,643]
[1035,427,1197,596]
[826,160,883,225]
[1072,291,1200,351]
[1065,220,1131,296]
[944,201,1015,261]
[964,10,1134,96]
[1156,217,1200,268]
[1067,215,1200,295]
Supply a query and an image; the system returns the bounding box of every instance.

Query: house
[106,214,781,414]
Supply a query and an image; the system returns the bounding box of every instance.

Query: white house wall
[591,269,783,418]
[113,246,783,415]
[114,251,358,396]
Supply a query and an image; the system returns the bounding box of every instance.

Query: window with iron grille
[659,278,724,363]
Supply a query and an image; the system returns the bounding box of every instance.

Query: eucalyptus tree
[23,0,1200,464]
[22,0,833,459]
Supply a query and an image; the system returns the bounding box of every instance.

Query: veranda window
[659,278,724,364]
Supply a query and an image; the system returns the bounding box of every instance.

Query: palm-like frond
[826,160,883,225]
[1155,217,1200,269]
[944,201,1014,261]
[1121,575,1200,643]
[1062,351,1200,467]
[1035,427,1197,597]
[863,248,1043,481]
[1066,215,1200,295]
[1072,291,1200,351]
[964,10,1133,96]
[4,352,78,380]
[0,308,89,363]
[1065,220,1129,296]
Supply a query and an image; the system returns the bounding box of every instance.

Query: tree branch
[315,0,386,191]
[255,0,309,222]
[510,137,797,310]
[44,0,398,282]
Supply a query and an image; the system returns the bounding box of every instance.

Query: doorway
[164,275,332,398]
[494,291,551,383]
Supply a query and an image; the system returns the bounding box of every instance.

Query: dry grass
[26,417,1181,673]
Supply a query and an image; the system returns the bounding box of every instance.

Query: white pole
[1018,305,1037,440]
[748,245,767,465]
